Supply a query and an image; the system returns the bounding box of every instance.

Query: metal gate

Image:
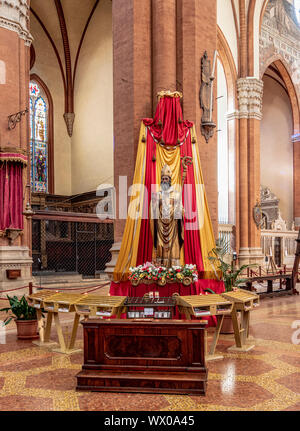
[32,216,114,277]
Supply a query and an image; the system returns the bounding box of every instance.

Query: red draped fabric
[110,279,225,297]
[137,96,204,271]
[143,96,192,145]
[136,135,156,265]
[0,162,24,231]
[111,95,222,327]
[110,280,225,327]
[180,132,204,272]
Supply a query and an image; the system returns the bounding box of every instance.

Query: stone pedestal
[238,247,264,266]
[104,242,121,281]
[0,246,33,295]
[0,1,32,295]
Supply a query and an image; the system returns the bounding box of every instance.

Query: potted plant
[205,238,256,333]
[0,295,39,339]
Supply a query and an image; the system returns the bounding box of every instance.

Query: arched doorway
[260,61,294,226]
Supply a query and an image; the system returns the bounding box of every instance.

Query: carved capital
[237,78,264,120]
[0,0,32,45]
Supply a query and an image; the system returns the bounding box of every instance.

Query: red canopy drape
[136,96,204,272]
[0,162,24,231]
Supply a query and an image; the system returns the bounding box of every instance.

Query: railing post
[29,282,33,295]
[279,270,282,289]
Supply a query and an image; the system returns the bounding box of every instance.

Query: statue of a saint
[150,164,184,267]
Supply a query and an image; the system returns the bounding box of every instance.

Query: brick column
[0,0,33,293]
[112,0,152,242]
[106,0,152,278]
[293,134,300,227]
[237,0,249,263]
[152,0,177,110]
[237,77,264,265]
[177,0,218,237]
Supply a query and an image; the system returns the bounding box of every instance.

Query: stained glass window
[29,81,48,193]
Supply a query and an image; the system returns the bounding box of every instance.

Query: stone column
[105,0,152,279]
[237,77,264,265]
[0,0,33,293]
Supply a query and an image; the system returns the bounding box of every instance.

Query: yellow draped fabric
[155,144,181,188]
[191,126,219,279]
[154,143,185,265]
[113,122,218,281]
[113,123,147,281]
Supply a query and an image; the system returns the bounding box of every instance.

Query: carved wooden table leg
[206,314,224,361]
[51,312,82,355]
[32,310,58,347]
[228,307,255,352]
[67,313,82,352]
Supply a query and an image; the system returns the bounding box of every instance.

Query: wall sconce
[200,51,217,143]
[8,108,28,130]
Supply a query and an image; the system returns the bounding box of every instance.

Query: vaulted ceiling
[30,0,100,134]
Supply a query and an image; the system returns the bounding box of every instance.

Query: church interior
[0,0,299,412]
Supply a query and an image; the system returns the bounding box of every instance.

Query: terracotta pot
[15,319,39,340]
[220,315,234,334]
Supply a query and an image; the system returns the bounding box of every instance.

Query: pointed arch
[217,26,238,111]
[217,27,238,228]
[30,73,54,194]
[247,0,256,76]
[261,56,300,135]
[259,0,269,29]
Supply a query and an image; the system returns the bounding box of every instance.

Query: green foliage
[207,237,257,292]
[204,288,216,295]
[0,295,37,326]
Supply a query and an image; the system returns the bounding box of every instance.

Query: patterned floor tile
[0,293,299,411]
[190,380,274,409]
[275,373,300,394]
[78,392,170,411]
[207,357,275,376]
[0,395,53,411]
[25,369,78,391]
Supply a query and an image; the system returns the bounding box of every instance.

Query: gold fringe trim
[0,157,27,166]
[157,90,183,100]
[0,147,27,156]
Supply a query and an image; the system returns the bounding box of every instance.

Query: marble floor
[0,291,299,411]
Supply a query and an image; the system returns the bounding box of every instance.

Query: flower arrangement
[128,262,198,286]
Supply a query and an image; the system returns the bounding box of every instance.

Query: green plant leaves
[207,239,257,292]
[0,294,37,323]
